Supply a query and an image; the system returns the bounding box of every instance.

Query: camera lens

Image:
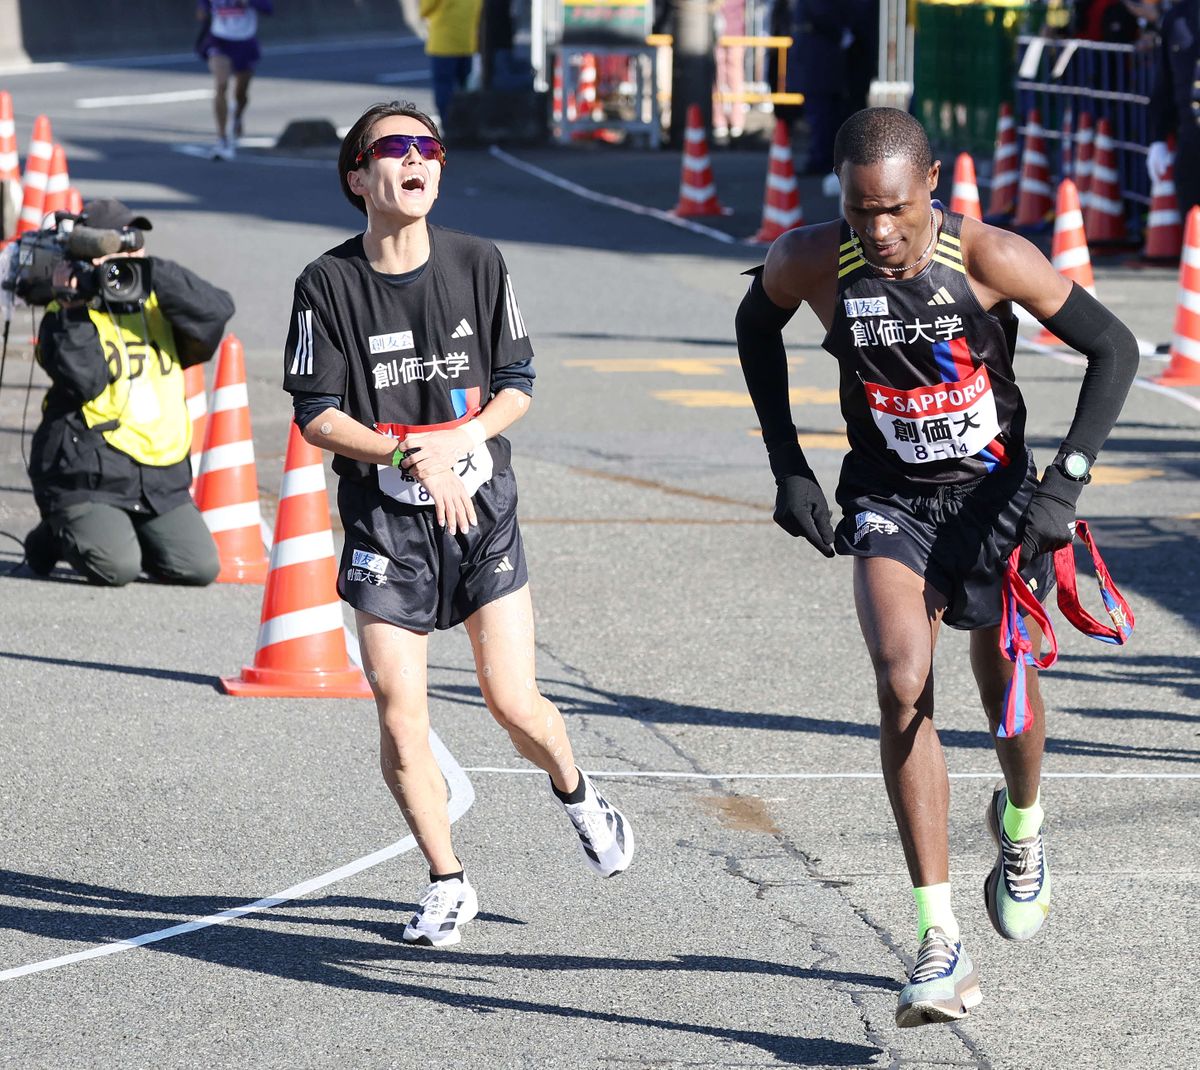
[102,260,137,296]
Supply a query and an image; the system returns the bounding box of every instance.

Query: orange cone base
[216,557,270,584]
[673,202,733,218]
[1032,328,1062,346]
[221,664,374,698]
[1155,361,1200,386]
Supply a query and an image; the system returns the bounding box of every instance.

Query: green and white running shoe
[983,783,1051,941]
[895,927,982,1028]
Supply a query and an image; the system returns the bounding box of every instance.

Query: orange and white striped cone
[986,102,1019,219]
[673,104,727,217]
[1059,108,1073,182]
[65,187,83,215]
[184,362,208,488]
[1156,206,1200,386]
[1142,139,1183,263]
[0,91,20,240]
[1013,108,1054,229]
[15,114,52,236]
[578,52,600,120]
[750,119,803,243]
[1073,112,1094,214]
[1083,119,1127,244]
[949,152,982,221]
[40,144,70,225]
[552,54,564,124]
[221,423,372,698]
[1034,179,1096,346]
[193,334,269,583]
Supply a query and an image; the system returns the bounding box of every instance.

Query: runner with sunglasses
[283,101,634,947]
[736,108,1138,1026]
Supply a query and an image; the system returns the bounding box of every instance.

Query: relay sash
[998,521,1135,738]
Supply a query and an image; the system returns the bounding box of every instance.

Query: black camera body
[1,217,151,307]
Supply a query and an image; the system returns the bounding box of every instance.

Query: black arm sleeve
[1037,281,1139,465]
[151,257,236,367]
[36,304,109,404]
[491,356,535,397]
[735,270,809,480]
[292,391,342,432]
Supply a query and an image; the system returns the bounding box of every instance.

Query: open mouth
[401,173,426,193]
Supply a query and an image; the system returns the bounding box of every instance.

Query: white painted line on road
[75,89,214,110]
[489,145,738,245]
[0,736,473,982]
[172,143,333,168]
[1019,336,1200,416]
[1,525,475,983]
[464,767,1200,780]
[0,35,423,76]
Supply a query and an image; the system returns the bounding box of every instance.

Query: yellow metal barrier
[645,33,804,106]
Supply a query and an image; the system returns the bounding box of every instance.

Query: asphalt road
[0,37,1197,1070]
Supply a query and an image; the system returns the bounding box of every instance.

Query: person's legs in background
[135,500,220,586]
[53,502,142,587]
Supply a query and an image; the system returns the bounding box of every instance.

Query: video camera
[0,214,152,309]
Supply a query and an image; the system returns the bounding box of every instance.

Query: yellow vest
[64,294,192,467]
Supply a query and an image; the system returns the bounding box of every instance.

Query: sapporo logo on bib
[864,368,1000,464]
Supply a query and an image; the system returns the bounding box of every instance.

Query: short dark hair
[833,107,932,178]
[338,101,441,216]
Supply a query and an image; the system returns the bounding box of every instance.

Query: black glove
[1018,465,1083,567]
[773,470,836,557]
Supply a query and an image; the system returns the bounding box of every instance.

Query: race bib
[864,368,1000,464]
[377,446,493,506]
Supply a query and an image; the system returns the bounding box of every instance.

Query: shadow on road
[0,870,884,1066]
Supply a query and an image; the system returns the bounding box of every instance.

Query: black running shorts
[336,466,529,633]
[833,451,1055,631]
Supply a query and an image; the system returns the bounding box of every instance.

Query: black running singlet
[823,206,1026,487]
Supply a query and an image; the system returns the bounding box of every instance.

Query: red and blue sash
[998,521,1134,738]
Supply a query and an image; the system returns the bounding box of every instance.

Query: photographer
[23,199,235,586]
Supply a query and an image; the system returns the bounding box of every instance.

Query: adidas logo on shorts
[493,555,514,574]
[450,318,474,339]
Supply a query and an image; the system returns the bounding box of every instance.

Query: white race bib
[377,446,493,506]
[865,368,1001,464]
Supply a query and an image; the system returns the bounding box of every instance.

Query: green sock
[1003,790,1044,842]
[912,882,959,943]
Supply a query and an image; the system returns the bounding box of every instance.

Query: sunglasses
[355,133,446,168]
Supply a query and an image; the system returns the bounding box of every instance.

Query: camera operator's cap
[79,198,152,231]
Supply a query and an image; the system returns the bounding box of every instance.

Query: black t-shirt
[283,225,534,486]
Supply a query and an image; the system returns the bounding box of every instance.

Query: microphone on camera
[66,226,144,259]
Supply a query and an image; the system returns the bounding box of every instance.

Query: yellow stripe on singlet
[838,258,869,278]
[939,232,962,247]
[839,247,861,265]
[932,253,966,273]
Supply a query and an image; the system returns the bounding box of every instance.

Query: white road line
[75,89,214,110]
[489,145,738,245]
[1,525,474,983]
[464,767,1200,780]
[1019,335,1200,416]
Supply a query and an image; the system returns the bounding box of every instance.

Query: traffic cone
[1156,206,1200,386]
[0,91,20,240]
[673,104,727,217]
[1060,107,1073,181]
[949,152,982,221]
[986,102,1019,218]
[1013,108,1054,228]
[15,114,52,236]
[578,52,600,120]
[1034,179,1096,346]
[193,334,269,583]
[1083,118,1127,244]
[40,144,70,224]
[1141,137,1183,263]
[65,187,82,215]
[552,54,563,123]
[184,362,208,486]
[750,119,803,242]
[0,91,20,183]
[1073,112,1094,213]
[221,423,373,698]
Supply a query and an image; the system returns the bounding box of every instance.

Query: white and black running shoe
[402,876,479,947]
[556,772,635,878]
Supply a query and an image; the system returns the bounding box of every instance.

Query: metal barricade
[1015,35,1155,212]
